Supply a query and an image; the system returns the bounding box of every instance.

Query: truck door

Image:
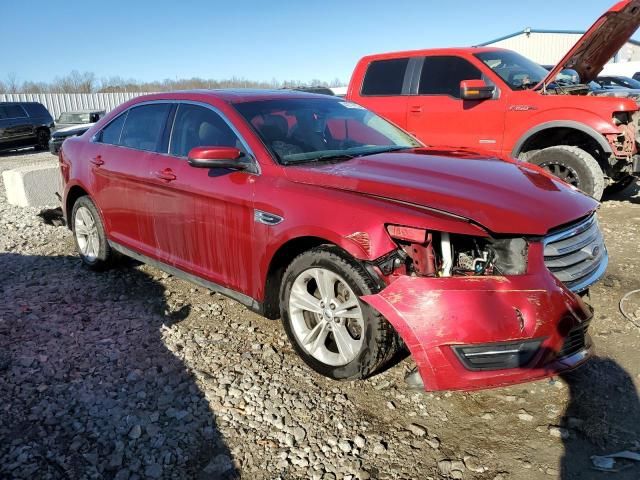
[352,57,411,129]
[0,104,32,146]
[405,55,506,154]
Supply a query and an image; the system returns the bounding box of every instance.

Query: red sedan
[59,90,606,391]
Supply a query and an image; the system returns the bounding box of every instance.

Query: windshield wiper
[281,153,355,165]
[313,153,356,162]
[356,146,413,156]
[282,146,413,165]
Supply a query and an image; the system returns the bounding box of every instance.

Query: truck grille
[543,215,607,293]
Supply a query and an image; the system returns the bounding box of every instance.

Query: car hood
[591,87,640,100]
[52,123,94,137]
[283,149,598,235]
[539,0,640,87]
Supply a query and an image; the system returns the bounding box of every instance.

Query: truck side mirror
[460,80,495,101]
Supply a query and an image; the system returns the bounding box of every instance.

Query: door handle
[410,105,422,113]
[155,168,176,182]
[90,155,104,166]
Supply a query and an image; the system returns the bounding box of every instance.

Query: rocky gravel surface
[1,150,640,479]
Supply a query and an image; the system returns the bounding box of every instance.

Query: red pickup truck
[347,0,640,200]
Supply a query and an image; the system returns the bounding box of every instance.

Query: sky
[1,0,629,86]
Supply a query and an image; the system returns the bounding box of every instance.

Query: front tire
[527,146,605,200]
[71,196,113,270]
[280,247,399,380]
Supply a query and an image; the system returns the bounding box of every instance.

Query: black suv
[0,102,54,152]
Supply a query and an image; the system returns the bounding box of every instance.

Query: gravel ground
[1,149,639,480]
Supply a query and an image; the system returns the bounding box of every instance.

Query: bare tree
[21,81,49,94]
[51,71,96,93]
[5,73,20,94]
[6,71,338,94]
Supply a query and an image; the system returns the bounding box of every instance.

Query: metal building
[478,29,640,66]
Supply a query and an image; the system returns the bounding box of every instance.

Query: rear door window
[120,104,171,152]
[361,58,409,96]
[169,103,243,158]
[418,56,482,98]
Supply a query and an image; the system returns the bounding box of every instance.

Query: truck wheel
[604,175,636,196]
[527,146,605,200]
[280,247,399,380]
[35,129,50,150]
[71,196,113,270]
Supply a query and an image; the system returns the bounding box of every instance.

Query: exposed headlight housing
[385,225,528,277]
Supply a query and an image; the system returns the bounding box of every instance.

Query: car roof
[0,101,44,105]
[126,89,343,105]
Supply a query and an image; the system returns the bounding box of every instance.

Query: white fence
[0,92,154,120]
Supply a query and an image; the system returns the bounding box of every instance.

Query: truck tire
[35,128,50,150]
[526,146,605,200]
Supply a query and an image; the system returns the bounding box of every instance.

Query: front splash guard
[361,273,593,391]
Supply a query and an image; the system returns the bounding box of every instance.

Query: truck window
[361,58,409,96]
[418,56,482,98]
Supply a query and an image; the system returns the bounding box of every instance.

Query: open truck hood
[539,0,640,87]
[284,149,598,236]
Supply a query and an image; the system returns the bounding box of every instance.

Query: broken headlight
[450,235,528,276]
[385,225,528,277]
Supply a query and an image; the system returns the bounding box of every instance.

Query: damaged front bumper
[361,243,593,391]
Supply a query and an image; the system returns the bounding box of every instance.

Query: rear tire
[526,146,605,200]
[35,128,50,150]
[71,196,113,270]
[280,247,400,380]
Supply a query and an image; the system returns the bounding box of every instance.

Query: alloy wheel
[288,267,364,366]
[74,206,100,261]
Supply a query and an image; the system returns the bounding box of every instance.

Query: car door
[87,102,172,255]
[405,55,506,153]
[146,102,257,294]
[0,104,31,146]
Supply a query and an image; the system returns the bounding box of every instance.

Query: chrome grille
[544,215,608,293]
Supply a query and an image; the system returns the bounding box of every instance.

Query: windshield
[233,97,421,165]
[57,112,91,124]
[597,76,640,89]
[475,51,550,90]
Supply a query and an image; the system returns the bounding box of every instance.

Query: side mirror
[460,80,495,101]
[187,146,248,170]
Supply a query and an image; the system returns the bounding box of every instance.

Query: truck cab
[347,0,640,200]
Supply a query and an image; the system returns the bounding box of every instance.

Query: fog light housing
[452,339,543,371]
